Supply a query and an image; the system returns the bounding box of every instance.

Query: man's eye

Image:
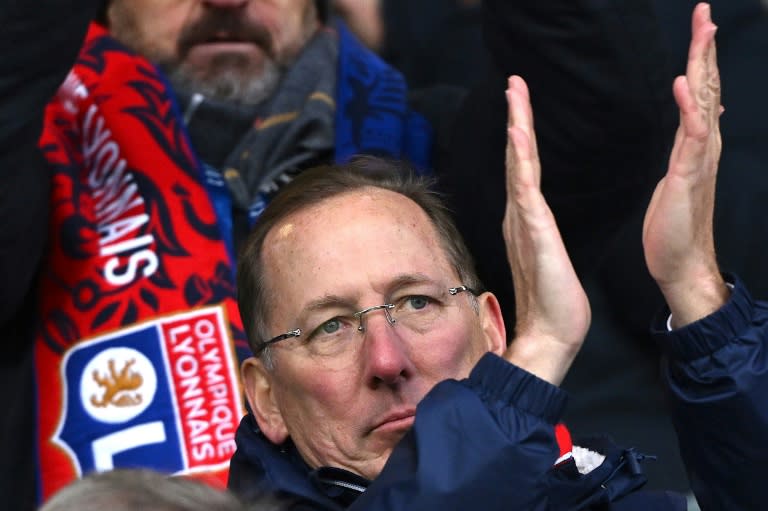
[405,295,430,310]
[321,318,342,334]
[308,317,348,341]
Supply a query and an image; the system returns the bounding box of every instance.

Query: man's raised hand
[502,76,590,385]
[642,2,729,328]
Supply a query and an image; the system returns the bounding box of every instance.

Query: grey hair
[167,57,283,106]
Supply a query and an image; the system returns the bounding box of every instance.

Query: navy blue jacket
[653,276,768,510]
[229,277,768,510]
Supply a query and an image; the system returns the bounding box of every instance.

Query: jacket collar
[229,414,369,510]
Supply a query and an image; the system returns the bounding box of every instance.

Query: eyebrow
[301,295,357,315]
[296,273,442,319]
[292,295,359,331]
[386,273,441,293]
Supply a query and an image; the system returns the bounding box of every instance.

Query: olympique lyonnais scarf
[35,21,432,503]
[35,24,247,501]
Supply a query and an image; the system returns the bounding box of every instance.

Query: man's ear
[477,292,507,356]
[242,357,289,444]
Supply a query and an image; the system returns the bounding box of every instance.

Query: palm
[642,2,727,326]
[502,76,590,385]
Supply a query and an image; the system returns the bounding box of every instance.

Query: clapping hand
[501,76,591,385]
[642,2,729,327]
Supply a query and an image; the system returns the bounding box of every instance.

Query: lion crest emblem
[90,358,144,408]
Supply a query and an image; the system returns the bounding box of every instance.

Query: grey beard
[167,56,282,106]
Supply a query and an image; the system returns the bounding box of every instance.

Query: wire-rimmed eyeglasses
[254,285,477,357]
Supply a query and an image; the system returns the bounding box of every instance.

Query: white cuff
[665,282,734,331]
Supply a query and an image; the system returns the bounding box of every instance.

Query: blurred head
[106,0,321,104]
[238,157,506,480]
[39,469,284,511]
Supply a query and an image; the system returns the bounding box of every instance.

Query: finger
[686,4,719,126]
[505,88,520,188]
[505,126,557,240]
[673,75,707,140]
[507,76,542,187]
[504,117,532,202]
[505,80,526,188]
[669,76,717,181]
[508,77,535,144]
[506,81,540,196]
[510,76,541,165]
[705,33,721,127]
[509,126,536,189]
[686,3,713,85]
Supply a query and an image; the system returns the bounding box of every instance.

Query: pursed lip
[191,40,262,51]
[186,30,269,55]
[185,39,269,63]
[369,409,416,434]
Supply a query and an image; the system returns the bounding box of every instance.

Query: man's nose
[361,313,414,387]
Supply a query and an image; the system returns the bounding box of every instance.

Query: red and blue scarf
[35,21,432,502]
[36,24,247,500]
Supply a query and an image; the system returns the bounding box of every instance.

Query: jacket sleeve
[349,353,568,510]
[653,276,768,510]
[0,0,96,325]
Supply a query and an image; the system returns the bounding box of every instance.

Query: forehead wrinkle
[296,294,359,324]
[261,189,456,323]
[297,273,443,320]
[293,273,448,327]
[379,273,442,295]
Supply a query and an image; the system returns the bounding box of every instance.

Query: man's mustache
[177,11,274,58]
